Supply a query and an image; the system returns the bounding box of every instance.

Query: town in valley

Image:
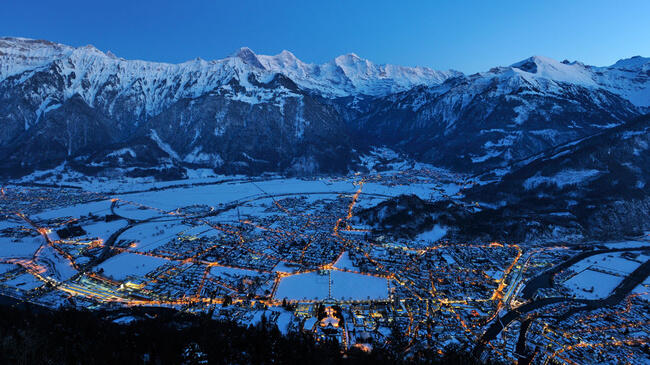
[2,155,648,364]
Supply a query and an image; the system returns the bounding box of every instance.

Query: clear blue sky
[3,0,649,73]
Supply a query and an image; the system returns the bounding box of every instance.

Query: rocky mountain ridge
[0,37,648,178]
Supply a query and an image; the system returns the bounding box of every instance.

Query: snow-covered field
[561,251,646,299]
[3,273,44,291]
[274,270,388,301]
[0,236,42,258]
[33,199,113,220]
[111,177,458,213]
[563,270,623,299]
[113,203,166,220]
[122,221,194,252]
[566,252,643,275]
[333,252,357,270]
[79,220,128,243]
[603,240,650,249]
[416,225,448,243]
[0,263,17,274]
[96,252,169,281]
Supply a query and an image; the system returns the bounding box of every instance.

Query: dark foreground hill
[0,301,493,365]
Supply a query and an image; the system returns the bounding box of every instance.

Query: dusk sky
[3,0,650,73]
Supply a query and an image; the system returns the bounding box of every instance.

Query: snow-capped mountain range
[0,37,460,107]
[0,37,648,178]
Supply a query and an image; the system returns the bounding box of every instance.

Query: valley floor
[1,167,648,364]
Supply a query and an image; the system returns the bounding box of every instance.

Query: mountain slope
[355,114,650,243]
[349,56,644,172]
[0,37,459,176]
[0,37,648,178]
[467,113,650,239]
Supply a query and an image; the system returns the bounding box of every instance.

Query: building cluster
[0,186,105,215]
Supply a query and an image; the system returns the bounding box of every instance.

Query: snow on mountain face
[469,114,650,239]
[592,56,650,108]
[348,54,642,173]
[0,37,252,131]
[0,37,459,107]
[0,38,361,175]
[43,48,252,121]
[327,53,461,96]
[254,49,462,97]
[0,37,73,81]
[507,55,650,108]
[510,56,598,87]
[1,36,645,114]
[0,36,648,178]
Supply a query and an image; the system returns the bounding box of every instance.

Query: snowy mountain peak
[278,49,297,59]
[610,55,650,71]
[595,56,650,108]
[0,36,648,177]
[258,50,302,69]
[80,44,101,52]
[0,37,73,81]
[232,46,255,56]
[3,36,645,109]
[0,37,461,98]
[272,50,303,69]
[105,50,119,59]
[334,53,368,68]
[509,55,597,86]
[336,52,362,61]
[231,47,265,69]
[0,36,71,54]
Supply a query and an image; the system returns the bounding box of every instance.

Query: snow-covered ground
[113,203,166,220]
[13,163,250,194]
[95,252,169,281]
[523,169,600,190]
[79,220,128,243]
[632,277,650,301]
[333,252,357,271]
[34,199,113,220]
[561,251,645,299]
[415,225,448,243]
[274,270,388,301]
[122,221,195,252]
[563,270,623,299]
[0,263,17,274]
[0,236,42,258]
[3,273,44,291]
[566,252,643,275]
[37,245,77,281]
[273,261,299,274]
[603,240,650,249]
[111,177,459,214]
